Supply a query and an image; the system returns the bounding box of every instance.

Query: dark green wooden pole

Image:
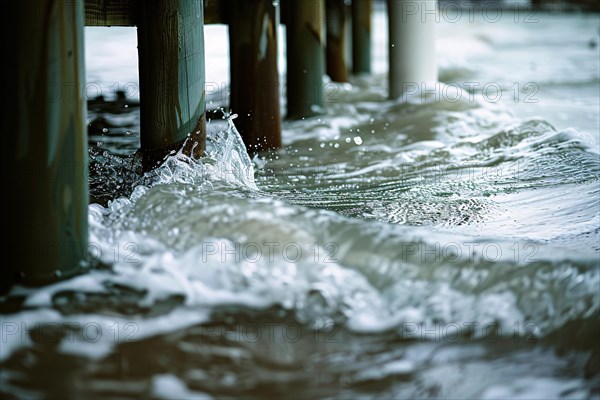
[286,0,325,119]
[326,0,349,82]
[352,0,371,75]
[2,0,89,291]
[229,0,282,153]
[137,0,206,170]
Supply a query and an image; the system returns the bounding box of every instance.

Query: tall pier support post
[286,0,326,119]
[3,0,89,291]
[229,0,282,153]
[137,0,206,170]
[388,0,437,99]
[326,0,349,82]
[352,0,372,75]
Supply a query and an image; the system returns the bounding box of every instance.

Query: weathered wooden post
[388,0,437,98]
[137,0,206,169]
[352,0,372,75]
[326,0,349,82]
[3,0,89,291]
[229,0,282,153]
[286,0,326,119]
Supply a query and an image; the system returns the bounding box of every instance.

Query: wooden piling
[286,0,326,119]
[352,0,372,75]
[388,0,437,99]
[137,0,206,170]
[229,0,282,153]
[3,0,89,290]
[326,0,349,82]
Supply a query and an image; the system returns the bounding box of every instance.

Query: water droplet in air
[353,136,363,145]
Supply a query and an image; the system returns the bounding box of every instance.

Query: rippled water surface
[1,9,599,400]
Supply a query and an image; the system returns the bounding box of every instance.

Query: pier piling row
[3,0,437,288]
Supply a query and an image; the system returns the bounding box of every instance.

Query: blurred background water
[1,4,599,399]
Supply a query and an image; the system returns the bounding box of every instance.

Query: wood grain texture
[85,0,226,26]
[137,0,206,170]
[85,0,136,26]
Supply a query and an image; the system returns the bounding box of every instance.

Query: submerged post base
[139,115,206,171]
[137,0,207,171]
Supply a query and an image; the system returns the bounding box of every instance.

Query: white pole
[388,0,438,99]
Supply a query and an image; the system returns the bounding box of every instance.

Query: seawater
[1,8,599,400]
